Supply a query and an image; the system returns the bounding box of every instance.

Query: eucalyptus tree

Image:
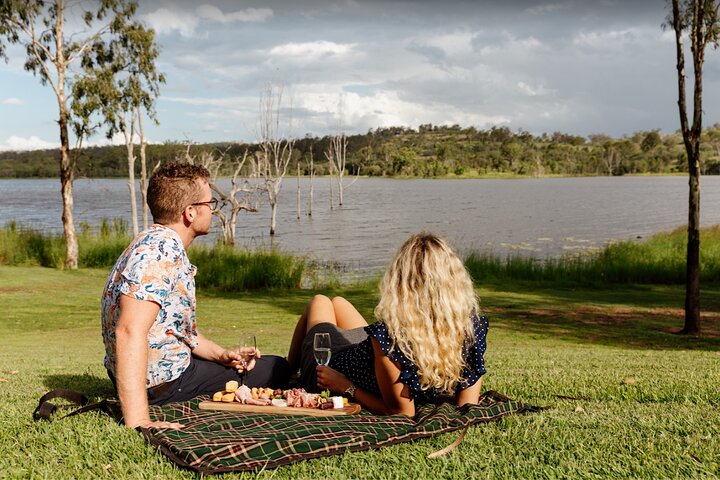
[668,0,720,334]
[71,16,164,235]
[0,0,151,268]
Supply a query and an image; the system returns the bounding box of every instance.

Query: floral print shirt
[101,225,199,388]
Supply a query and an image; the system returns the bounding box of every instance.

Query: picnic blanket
[141,390,541,474]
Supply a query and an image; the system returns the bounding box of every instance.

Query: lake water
[2,176,720,277]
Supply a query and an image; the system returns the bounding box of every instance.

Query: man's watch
[344,383,357,398]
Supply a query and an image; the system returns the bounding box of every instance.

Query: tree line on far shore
[4,123,720,179]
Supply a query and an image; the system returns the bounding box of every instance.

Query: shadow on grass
[42,373,116,398]
[482,282,720,351]
[201,281,720,351]
[202,285,380,321]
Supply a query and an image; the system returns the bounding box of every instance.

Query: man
[101,162,289,429]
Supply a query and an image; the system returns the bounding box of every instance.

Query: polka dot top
[330,315,488,404]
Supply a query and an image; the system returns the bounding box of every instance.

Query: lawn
[0,266,718,478]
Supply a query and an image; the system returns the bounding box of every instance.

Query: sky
[2,0,720,151]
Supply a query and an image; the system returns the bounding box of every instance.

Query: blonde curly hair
[374,233,479,394]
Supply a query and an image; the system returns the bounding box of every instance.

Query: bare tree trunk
[137,106,149,230]
[686,154,701,332]
[58,110,78,269]
[296,161,301,220]
[329,163,334,210]
[125,114,138,236]
[308,146,314,217]
[270,203,278,236]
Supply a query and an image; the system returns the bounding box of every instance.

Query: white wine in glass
[313,333,331,366]
[238,334,256,384]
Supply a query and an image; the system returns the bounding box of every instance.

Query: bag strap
[33,389,120,422]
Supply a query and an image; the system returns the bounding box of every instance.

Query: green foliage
[466,225,720,285]
[189,245,304,290]
[0,221,305,290]
[0,221,66,267]
[5,123,718,179]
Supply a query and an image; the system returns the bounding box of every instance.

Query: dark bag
[33,389,121,422]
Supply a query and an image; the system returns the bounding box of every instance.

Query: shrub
[0,221,305,290]
[189,245,304,290]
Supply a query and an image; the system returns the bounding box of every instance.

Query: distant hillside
[3,124,720,178]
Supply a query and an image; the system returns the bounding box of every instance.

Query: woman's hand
[316,365,352,394]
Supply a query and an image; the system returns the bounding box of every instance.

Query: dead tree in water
[182,145,260,246]
[308,146,315,216]
[324,98,359,206]
[257,82,295,236]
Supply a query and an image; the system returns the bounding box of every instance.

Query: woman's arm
[455,376,482,406]
[372,338,415,416]
[315,365,390,415]
[314,337,415,416]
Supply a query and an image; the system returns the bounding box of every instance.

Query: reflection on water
[2,176,720,277]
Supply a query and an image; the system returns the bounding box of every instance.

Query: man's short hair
[147,162,210,225]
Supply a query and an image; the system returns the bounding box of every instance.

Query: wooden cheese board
[198,400,362,416]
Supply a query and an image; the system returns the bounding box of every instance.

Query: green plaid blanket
[142,390,540,474]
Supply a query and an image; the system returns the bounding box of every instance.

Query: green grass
[466,225,720,285]
[1,266,719,478]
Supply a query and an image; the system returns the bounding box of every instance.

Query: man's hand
[131,419,184,430]
[222,347,261,373]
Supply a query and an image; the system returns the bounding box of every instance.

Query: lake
[2,176,720,277]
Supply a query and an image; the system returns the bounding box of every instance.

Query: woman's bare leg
[287,295,337,369]
[332,296,368,330]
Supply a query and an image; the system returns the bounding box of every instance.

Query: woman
[287,233,488,416]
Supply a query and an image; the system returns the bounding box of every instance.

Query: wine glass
[238,334,257,384]
[313,333,332,366]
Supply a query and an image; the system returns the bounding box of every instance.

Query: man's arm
[115,294,182,429]
[192,332,258,372]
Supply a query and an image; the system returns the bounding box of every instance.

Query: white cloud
[0,135,57,151]
[162,95,252,108]
[2,97,23,105]
[144,5,273,37]
[525,3,568,15]
[422,31,475,56]
[143,8,198,37]
[268,41,355,58]
[517,81,554,97]
[572,28,641,49]
[294,86,510,134]
[196,5,273,23]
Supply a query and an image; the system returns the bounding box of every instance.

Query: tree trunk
[685,149,701,333]
[338,174,344,206]
[138,107,149,230]
[296,162,301,220]
[55,3,78,269]
[270,202,277,236]
[59,117,78,269]
[127,138,138,236]
[308,147,314,217]
[329,166,334,210]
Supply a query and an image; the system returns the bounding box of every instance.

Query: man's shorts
[108,355,291,406]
